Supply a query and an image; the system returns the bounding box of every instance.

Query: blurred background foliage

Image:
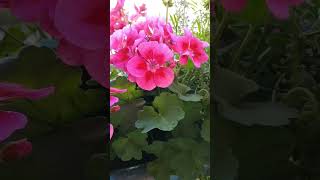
[213,0,320,179]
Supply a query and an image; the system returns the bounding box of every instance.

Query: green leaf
[0,46,105,128]
[220,102,298,126]
[111,76,143,102]
[111,98,145,134]
[85,154,108,180]
[172,102,202,138]
[112,131,148,161]
[213,66,259,105]
[146,138,209,179]
[231,126,294,179]
[135,92,185,133]
[0,25,26,58]
[147,159,173,180]
[169,81,202,102]
[213,147,238,180]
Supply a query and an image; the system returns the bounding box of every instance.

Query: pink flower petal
[179,55,189,65]
[82,50,108,88]
[138,41,158,60]
[192,51,209,68]
[153,43,173,65]
[0,83,55,101]
[56,39,84,66]
[127,56,148,77]
[9,0,51,22]
[110,96,119,107]
[110,87,127,94]
[0,111,27,142]
[154,67,174,88]
[111,105,121,113]
[266,0,290,20]
[54,0,107,50]
[0,0,9,8]
[136,71,156,91]
[109,124,114,139]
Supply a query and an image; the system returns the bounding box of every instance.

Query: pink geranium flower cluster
[221,0,304,19]
[110,0,209,91]
[0,0,107,87]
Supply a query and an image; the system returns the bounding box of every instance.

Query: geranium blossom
[127,41,174,90]
[110,0,128,34]
[0,83,54,142]
[110,1,208,91]
[174,29,209,68]
[110,27,144,71]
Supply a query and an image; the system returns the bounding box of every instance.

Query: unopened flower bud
[0,139,32,162]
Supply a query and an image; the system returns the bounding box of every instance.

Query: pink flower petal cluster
[127,41,175,90]
[110,14,208,90]
[109,87,126,139]
[110,0,128,34]
[221,0,304,19]
[0,82,54,142]
[1,0,107,87]
[174,29,209,68]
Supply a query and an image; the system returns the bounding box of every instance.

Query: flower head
[127,41,174,90]
[174,29,208,68]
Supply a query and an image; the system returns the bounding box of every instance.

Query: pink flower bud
[0,139,32,162]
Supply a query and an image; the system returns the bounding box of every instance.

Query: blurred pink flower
[0,82,55,101]
[0,139,32,161]
[0,83,54,142]
[54,0,107,50]
[57,39,107,88]
[129,3,147,22]
[0,111,27,143]
[220,0,304,19]
[266,0,304,19]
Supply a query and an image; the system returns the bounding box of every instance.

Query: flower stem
[230,24,254,70]
[0,26,25,45]
[212,11,228,45]
[166,4,169,24]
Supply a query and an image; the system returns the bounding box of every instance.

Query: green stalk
[230,25,254,70]
[0,26,25,45]
[166,3,169,24]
